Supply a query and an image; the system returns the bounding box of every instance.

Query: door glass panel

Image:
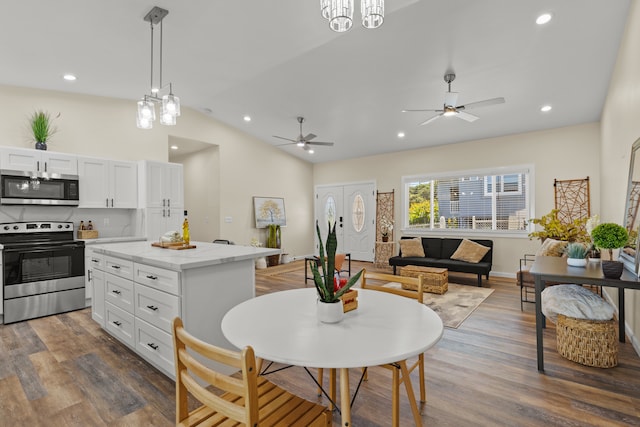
[352,194,365,232]
[325,196,336,227]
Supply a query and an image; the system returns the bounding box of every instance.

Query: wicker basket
[556,314,618,368]
[400,266,448,294]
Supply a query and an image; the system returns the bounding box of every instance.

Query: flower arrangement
[310,221,363,303]
[380,216,394,238]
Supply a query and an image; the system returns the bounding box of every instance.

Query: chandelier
[320,0,384,32]
[136,6,181,130]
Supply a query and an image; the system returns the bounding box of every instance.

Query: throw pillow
[535,238,568,257]
[399,238,425,257]
[450,239,491,263]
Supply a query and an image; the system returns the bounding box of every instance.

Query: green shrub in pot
[591,223,629,260]
[564,242,588,259]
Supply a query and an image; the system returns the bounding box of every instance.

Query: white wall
[600,0,640,352]
[314,122,601,277]
[0,84,315,255]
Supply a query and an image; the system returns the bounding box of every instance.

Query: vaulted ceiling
[0,1,631,163]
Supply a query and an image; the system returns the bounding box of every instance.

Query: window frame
[401,164,535,238]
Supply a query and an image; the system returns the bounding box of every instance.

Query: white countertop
[89,241,279,271]
[80,236,147,245]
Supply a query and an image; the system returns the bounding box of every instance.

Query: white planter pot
[567,257,587,267]
[255,257,267,269]
[317,300,344,323]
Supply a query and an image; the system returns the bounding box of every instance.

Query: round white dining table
[221,288,444,426]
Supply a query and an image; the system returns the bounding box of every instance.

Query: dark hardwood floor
[1,260,639,426]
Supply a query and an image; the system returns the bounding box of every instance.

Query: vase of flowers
[380,216,394,242]
[310,221,363,323]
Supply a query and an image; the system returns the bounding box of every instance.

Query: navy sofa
[388,236,493,287]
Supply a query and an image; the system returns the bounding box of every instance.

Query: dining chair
[172,317,332,427]
[317,269,425,427]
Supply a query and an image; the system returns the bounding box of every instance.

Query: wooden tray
[77,230,99,239]
[151,242,197,250]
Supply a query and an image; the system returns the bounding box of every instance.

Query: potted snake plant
[310,221,363,323]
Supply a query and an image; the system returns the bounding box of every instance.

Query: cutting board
[151,242,197,250]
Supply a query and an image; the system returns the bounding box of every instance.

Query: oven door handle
[3,244,84,253]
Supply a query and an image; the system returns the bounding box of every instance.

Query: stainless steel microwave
[0,170,79,206]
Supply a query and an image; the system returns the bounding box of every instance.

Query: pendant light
[136,6,181,129]
[321,0,384,32]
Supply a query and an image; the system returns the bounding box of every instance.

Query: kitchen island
[88,240,278,378]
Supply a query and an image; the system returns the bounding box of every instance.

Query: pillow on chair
[535,239,568,257]
[399,238,425,257]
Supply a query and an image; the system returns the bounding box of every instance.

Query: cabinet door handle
[111,265,121,270]
[91,258,100,264]
[106,198,109,207]
[167,199,170,207]
[146,275,158,280]
[163,199,166,207]
[44,162,48,173]
[147,305,158,311]
[162,209,166,218]
[147,343,159,350]
[113,320,122,327]
[88,270,92,282]
[111,198,114,207]
[37,161,40,172]
[168,209,171,217]
[111,289,121,295]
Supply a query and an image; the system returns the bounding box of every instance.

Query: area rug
[384,282,494,328]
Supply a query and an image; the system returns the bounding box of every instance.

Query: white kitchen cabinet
[91,268,105,327]
[0,146,77,175]
[138,161,184,239]
[78,156,137,208]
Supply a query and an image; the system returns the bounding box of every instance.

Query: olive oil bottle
[182,210,190,246]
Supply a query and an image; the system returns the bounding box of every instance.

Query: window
[403,166,532,234]
[325,196,336,227]
[352,194,365,232]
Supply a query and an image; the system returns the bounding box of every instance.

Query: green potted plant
[591,222,629,279]
[528,209,590,242]
[310,221,363,323]
[564,242,588,268]
[29,110,58,150]
[265,224,281,267]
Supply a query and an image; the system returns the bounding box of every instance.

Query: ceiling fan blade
[456,111,479,122]
[419,114,444,126]
[307,141,334,146]
[444,91,459,107]
[273,135,297,142]
[458,97,505,111]
[402,108,443,113]
[303,133,317,141]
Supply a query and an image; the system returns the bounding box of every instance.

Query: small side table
[305,253,351,283]
[375,241,396,269]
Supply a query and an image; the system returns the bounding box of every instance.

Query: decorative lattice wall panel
[554,177,591,224]
[376,190,394,241]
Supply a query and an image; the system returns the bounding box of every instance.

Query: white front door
[315,182,375,262]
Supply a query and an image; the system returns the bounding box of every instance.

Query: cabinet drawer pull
[111,265,121,270]
[113,320,122,327]
[112,290,121,295]
[91,258,100,263]
[147,343,159,350]
[147,305,158,311]
[146,275,158,280]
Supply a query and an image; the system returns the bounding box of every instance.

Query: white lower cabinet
[105,302,135,347]
[134,283,179,333]
[135,317,175,375]
[91,269,105,327]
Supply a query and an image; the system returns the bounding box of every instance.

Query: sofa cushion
[422,238,443,259]
[451,239,491,263]
[399,238,425,257]
[536,238,568,257]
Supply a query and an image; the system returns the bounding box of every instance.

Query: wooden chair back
[173,317,258,425]
[361,269,425,303]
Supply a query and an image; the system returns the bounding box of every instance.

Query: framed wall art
[254,196,287,228]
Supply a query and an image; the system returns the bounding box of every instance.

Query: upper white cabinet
[139,161,183,209]
[78,156,138,208]
[0,147,78,175]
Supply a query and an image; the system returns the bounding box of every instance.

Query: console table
[530,256,640,372]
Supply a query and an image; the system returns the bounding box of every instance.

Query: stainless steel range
[1,221,85,324]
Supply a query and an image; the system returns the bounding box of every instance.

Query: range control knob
[3,225,9,230]
[13,225,19,230]
[65,224,71,229]
[58,224,63,229]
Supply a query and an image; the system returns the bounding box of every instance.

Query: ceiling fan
[402,73,505,126]
[273,116,334,154]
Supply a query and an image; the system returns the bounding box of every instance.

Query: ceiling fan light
[329,0,353,32]
[361,0,384,29]
[297,141,305,147]
[443,107,457,117]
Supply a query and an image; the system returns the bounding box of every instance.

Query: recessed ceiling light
[540,105,552,112]
[170,145,178,150]
[536,13,552,25]
[243,115,251,122]
[397,132,405,138]
[63,74,77,81]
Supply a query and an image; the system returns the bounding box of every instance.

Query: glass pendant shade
[361,0,384,28]
[329,0,354,32]
[136,115,153,129]
[137,100,156,121]
[160,111,177,126]
[162,94,181,117]
[320,0,330,19]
